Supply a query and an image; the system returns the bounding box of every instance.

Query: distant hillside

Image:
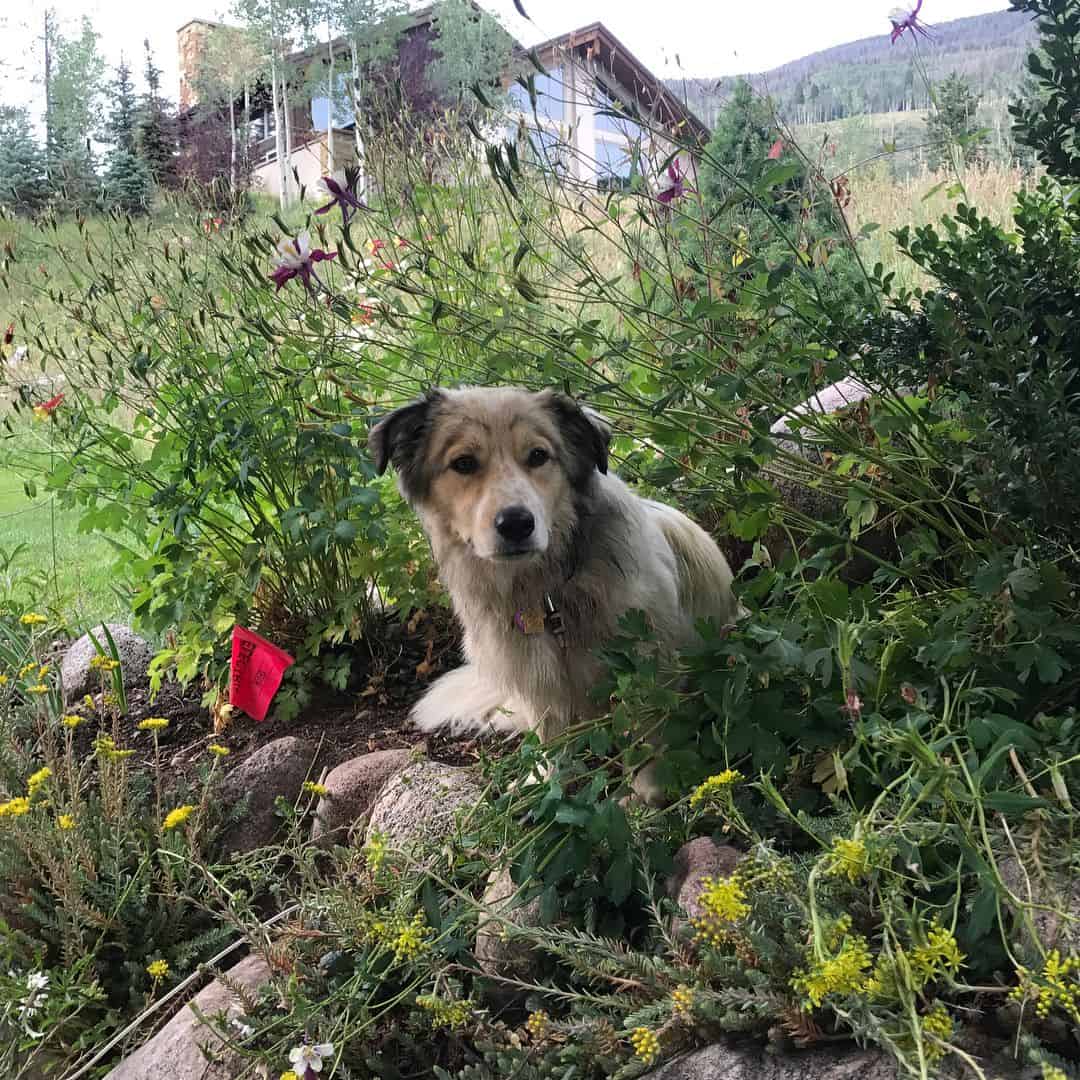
[668,9,1038,130]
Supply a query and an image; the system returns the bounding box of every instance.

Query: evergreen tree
[137,40,179,188]
[0,107,49,215]
[102,57,154,214]
[926,74,987,170]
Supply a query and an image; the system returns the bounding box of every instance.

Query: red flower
[656,160,695,205]
[269,231,337,292]
[767,139,784,160]
[39,393,64,414]
[889,0,930,44]
[314,176,365,225]
[3,322,13,345]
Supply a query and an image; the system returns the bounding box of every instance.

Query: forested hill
[669,8,1038,128]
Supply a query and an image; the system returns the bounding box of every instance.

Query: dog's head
[368,387,610,562]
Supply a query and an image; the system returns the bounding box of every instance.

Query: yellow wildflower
[1043,1066,1068,1080]
[390,911,431,963]
[690,769,744,808]
[90,655,120,672]
[37,665,49,678]
[302,781,328,797]
[1010,950,1080,1024]
[0,674,7,686]
[208,744,230,757]
[910,922,965,987]
[672,984,695,1018]
[0,797,32,818]
[26,684,50,695]
[61,714,84,728]
[58,814,76,830]
[83,694,96,710]
[137,717,170,731]
[162,804,197,831]
[826,836,870,883]
[791,935,873,1008]
[19,663,36,678]
[921,1002,953,1063]
[27,766,52,794]
[525,1010,550,1038]
[691,874,749,946]
[280,1072,300,1080]
[146,959,170,979]
[19,613,47,626]
[416,993,472,1030]
[630,1027,660,1065]
[364,830,388,872]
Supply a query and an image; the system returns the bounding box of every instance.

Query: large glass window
[311,73,355,131]
[594,138,635,191]
[509,68,564,123]
[593,81,644,141]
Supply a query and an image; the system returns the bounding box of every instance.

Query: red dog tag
[229,626,295,722]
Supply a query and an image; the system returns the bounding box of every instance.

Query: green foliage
[102,58,154,214]
[136,40,179,190]
[1009,0,1080,179]
[0,108,49,217]
[925,74,988,170]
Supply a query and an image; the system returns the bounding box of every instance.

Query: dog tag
[514,608,547,635]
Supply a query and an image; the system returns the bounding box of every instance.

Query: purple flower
[314,175,364,224]
[889,0,930,44]
[656,160,695,205]
[269,231,337,292]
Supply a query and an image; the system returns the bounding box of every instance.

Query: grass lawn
[0,465,127,626]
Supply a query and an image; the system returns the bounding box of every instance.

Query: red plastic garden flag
[229,626,295,722]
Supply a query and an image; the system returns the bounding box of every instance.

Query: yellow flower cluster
[137,718,169,732]
[691,874,750,946]
[302,781,329,797]
[1011,950,1080,1023]
[0,797,31,818]
[20,612,47,626]
[791,935,873,1008]
[83,694,96,710]
[910,923,965,986]
[61,714,84,729]
[671,984,695,1018]
[280,1072,299,1080]
[825,836,870,883]
[27,766,52,796]
[90,655,120,672]
[37,665,49,678]
[146,959,170,979]
[415,993,473,1030]
[390,910,431,963]
[208,744,230,757]
[364,831,388,872]
[630,1026,660,1064]
[162,804,197,831]
[689,769,744,808]
[0,674,7,687]
[1042,1066,1068,1080]
[19,663,36,678]
[58,814,76,830]
[920,1002,953,1063]
[26,684,50,695]
[525,1010,550,1038]
[94,735,134,761]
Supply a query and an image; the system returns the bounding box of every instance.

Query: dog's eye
[450,454,479,475]
[526,447,550,468]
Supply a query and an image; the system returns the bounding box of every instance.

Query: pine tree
[926,74,988,171]
[137,40,178,188]
[102,57,154,214]
[0,107,49,215]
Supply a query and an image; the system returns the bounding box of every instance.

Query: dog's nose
[494,505,535,543]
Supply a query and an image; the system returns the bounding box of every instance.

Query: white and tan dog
[369,387,739,794]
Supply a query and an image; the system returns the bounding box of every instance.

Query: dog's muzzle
[493,504,536,556]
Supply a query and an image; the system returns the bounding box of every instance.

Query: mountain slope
[669,9,1038,129]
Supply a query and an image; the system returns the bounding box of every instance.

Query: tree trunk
[43,9,52,180]
[351,40,366,200]
[326,25,335,178]
[270,50,288,208]
[243,80,251,179]
[281,70,294,204]
[228,91,237,193]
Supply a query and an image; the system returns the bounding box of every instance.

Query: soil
[68,608,514,781]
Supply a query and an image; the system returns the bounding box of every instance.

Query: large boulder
[643,1043,895,1080]
[103,954,269,1080]
[666,838,741,934]
[218,736,318,856]
[310,748,414,844]
[365,759,483,856]
[61,624,152,704]
[475,866,545,978]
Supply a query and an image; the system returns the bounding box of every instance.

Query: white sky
[2,0,1012,114]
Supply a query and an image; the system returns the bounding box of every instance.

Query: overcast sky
[3,0,1012,114]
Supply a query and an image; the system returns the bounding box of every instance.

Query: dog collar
[513,593,567,648]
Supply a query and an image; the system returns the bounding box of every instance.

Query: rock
[61,624,152,704]
[999,855,1079,957]
[365,759,483,856]
[310,748,414,844]
[103,954,269,1080]
[642,1042,895,1080]
[667,838,741,934]
[770,376,875,454]
[218,737,318,855]
[475,866,545,978]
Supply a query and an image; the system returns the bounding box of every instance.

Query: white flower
[275,231,313,271]
[229,1013,254,1039]
[25,972,49,994]
[289,1042,334,1073]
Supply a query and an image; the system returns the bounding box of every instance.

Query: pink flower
[269,231,337,292]
[767,139,784,160]
[841,688,862,721]
[889,0,930,44]
[314,176,364,224]
[656,160,695,205]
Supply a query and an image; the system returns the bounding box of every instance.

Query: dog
[368,387,739,799]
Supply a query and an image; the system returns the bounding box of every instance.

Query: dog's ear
[544,392,611,485]
[368,392,442,499]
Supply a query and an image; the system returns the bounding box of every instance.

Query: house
[175,8,709,200]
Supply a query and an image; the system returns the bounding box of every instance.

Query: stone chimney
[177,18,220,110]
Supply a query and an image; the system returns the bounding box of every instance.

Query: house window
[311,73,355,131]
[594,138,634,191]
[508,67,564,123]
[526,127,569,175]
[250,109,277,142]
[593,81,644,141]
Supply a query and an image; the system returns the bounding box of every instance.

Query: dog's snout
[494,505,535,543]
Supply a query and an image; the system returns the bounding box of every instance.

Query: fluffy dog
[369,387,739,794]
